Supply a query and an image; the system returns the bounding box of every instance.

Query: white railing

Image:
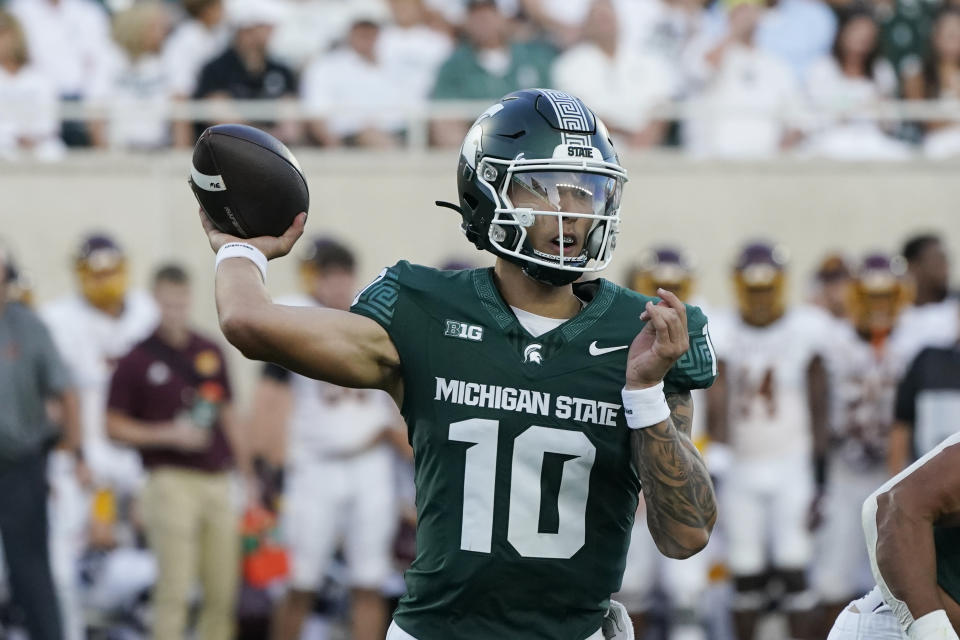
[3,98,960,151]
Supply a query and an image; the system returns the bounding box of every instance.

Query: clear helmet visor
[504,170,623,218]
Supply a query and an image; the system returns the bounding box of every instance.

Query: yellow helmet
[628,246,694,300]
[74,234,128,314]
[733,241,789,327]
[849,253,911,340]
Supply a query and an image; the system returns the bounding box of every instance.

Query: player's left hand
[625,288,689,389]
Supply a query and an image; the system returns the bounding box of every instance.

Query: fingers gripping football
[200,208,306,260]
[626,288,690,389]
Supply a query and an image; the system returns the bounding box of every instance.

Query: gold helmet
[734,241,789,327]
[849,253,911,341]
[74,234,128,314]
[628,246,694,300]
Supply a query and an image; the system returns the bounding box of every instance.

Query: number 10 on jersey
[449,419,597,560]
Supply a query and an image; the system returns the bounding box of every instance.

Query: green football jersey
[351,262,717,640]
[935,526,960,607]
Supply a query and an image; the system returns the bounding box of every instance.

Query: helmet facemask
[476,156,626,286]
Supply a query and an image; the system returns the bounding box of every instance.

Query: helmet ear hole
[463,193,479,210]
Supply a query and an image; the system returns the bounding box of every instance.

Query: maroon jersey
[108,331,233,471]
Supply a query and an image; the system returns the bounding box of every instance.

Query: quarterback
[201,89,718,640]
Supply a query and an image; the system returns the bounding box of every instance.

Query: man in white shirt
[377,0,453,106]
[301,17,409,147]
[682,0,803,159]
[9,0,113,145]
[553,0,675,149]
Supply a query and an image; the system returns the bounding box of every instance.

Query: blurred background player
[619,246,713,640]
[809,253,853,321]
[812,253,911,635]
[106,263,245,640]
[243,237,401,640]
[707,241,830,640]
[39,233,158,640]
[0,241,79,640]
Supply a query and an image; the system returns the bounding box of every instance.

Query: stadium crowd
[3,0,960,157]
[0,227,957,640]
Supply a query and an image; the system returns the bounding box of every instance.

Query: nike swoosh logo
[589,341,629,356]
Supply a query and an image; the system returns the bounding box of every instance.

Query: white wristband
[215,242,267,282]
[622,382,670,429]
[907,610,959,640]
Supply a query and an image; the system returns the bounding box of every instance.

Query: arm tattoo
[632,391,718,558]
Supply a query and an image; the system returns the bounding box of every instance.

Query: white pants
[616,508,710,612]
[827,587,907,640]
[386,620,605,640]
[282,445,397,590]
[47,450,88,640]
[813,461,887,602]
[722,452,814,575]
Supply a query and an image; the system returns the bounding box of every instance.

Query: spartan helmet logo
[523,343,543,365]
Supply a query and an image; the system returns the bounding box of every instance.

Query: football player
[706,242,830,640]
[246,237,402,640]
[201,89,718,640]
[619,246,712,640]
[826,431,960,640]
[40,234,158,640]
[813,254,911,634]
[810,253,852,321]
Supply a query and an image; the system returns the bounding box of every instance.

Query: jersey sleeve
[350,264,403,331]
[663,304,718,394]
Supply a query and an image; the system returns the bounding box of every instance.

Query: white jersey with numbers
[41,291,158,490]
[276,294,398,463]
[713,306,830,460]
[823,321,904,470]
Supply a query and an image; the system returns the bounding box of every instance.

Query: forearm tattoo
[631,391,718,557]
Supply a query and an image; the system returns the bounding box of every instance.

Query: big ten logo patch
[444,319,484,342]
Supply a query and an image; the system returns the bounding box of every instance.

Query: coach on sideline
[0,243,81,640]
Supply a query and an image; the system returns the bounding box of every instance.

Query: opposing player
[201,89,718,640]
[246,237,402,640]
[706,242,830,640]
[827,431,960,640]
[40,234,158,640]
[813,254,910,633]
[619,247,713,640]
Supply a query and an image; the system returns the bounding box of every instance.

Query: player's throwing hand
[626,288,691,389]
[199,208,307,259]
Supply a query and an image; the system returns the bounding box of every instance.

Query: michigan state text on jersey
[202,89,719,640]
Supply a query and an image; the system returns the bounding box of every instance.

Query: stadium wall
[3,151,957,403]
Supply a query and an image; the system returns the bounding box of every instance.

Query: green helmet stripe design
[454,89,628,286]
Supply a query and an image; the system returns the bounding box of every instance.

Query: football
[189,124,309,238]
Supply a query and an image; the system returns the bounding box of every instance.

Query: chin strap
[435,200,462,214]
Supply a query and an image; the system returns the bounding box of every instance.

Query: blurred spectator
[248,239,399,640]
[40,233,158,640]
[801,7,911,160]
[194,0,300,145]
[301,18,407,148]
[755,0,836,80]
[430,0,555,146]
[269,0,389,71]
[160,0,229,147]
[904,8,960,158]
[888,234,958,364]
[553,0,675,149]
[0,243,79,640]
[88,2,173,150]
[8,0,113,146]
[809,253,852,320]
[875,0,937,86]
[106,264,244,640]
[683,0,803,158]
[518,0,592,46]
[378,0,453,105]
[0,10,64,161]
[424,0,518,25]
